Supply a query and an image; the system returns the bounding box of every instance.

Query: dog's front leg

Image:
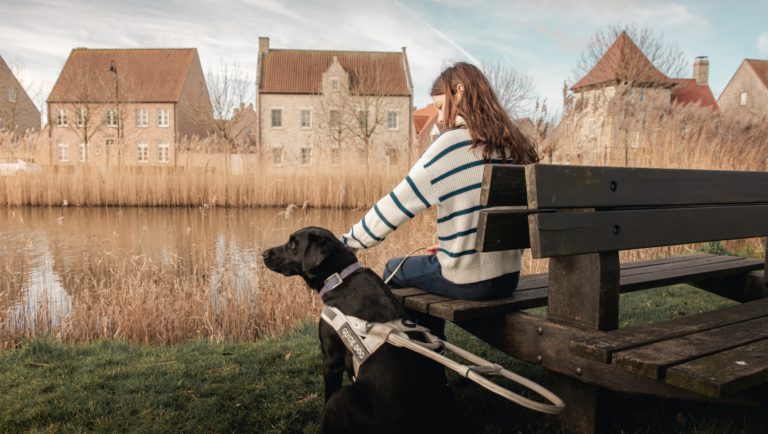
[319,322,346,403]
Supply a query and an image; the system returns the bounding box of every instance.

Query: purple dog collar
[319,262,364,298]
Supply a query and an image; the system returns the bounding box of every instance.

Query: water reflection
[1,206,430,324]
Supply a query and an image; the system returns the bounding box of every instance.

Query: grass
[1,285,767,434]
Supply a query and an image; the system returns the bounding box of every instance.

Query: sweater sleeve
[340,146,442,249]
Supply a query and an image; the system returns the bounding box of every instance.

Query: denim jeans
[383,254,520,300]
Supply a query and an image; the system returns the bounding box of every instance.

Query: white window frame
[78,143,86,162]
[387,111,398,130]
[106,109,118,128]
[271,146,284,166]
[56,109,68,127]
[57,143,69,162]
[300,109,312,129]
[300,146,312,166]
[156,109,169,128]
[740,92,748,106]
[76,108,87,128]
[137,143,149,163]
[270,108,283,128]
[157,143,170,163]
[136,109,149,128]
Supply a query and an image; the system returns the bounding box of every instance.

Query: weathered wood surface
[479,164,527,207]
[570,297,768,363]
[476,207,535,252]
[391,255,763,322]
[666,338,768,398]
[612,316,768,380]
[528,205,768,258]
[524,164,768,210]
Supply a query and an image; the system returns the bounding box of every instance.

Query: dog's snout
[261,249,273,259]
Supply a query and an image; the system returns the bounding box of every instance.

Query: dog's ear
[301,230,332,276]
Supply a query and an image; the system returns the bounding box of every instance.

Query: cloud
[758,32,768,56]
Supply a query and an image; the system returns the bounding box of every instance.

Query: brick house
[718,59,768,119]
[256,37,413,169]
[47,48,212,167]
[557,32,718,165]
[0,55,40,135]
[412,103,439,156]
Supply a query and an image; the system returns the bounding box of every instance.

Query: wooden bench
[393,164,768,433]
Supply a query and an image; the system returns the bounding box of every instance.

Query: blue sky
[1,0,766,117]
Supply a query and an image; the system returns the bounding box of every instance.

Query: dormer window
[331,78,340,92]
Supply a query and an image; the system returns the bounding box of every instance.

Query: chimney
[694,56,709,85]
[258,37,270,55]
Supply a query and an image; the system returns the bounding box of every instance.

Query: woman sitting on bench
[340,62,538,303]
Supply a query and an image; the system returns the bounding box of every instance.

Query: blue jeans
[383,254,520,301]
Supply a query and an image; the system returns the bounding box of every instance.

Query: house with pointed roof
[412,103,439,154]
[256,37,413,169]
[0,55,40,135]
[47,48,212,167]
[559,32,718,166]
[718,59,768,119]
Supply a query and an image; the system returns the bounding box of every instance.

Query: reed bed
[1,100,766,348]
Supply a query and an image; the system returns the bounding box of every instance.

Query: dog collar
[319,262,364,298]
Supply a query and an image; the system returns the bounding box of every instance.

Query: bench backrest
[477,164,768,258]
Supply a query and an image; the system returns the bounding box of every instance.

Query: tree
[482,60,535,119]
[572,24,687,84]
[193,61,253,151]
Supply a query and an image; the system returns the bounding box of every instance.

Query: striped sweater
[341,127,522,284]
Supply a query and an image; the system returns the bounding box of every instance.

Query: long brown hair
[431,62,539,164]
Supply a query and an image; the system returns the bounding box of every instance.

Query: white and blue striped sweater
[341,127,522,284]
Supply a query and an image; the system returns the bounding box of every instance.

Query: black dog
[262,227,455,434]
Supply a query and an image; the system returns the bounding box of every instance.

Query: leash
[321,305,566,415]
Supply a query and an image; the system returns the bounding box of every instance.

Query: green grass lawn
[1,285,767,433]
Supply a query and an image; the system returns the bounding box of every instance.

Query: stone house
[0,55,40,135]
[412,103,439,155]
[718,59,768,119]
[47,48,212,167]
[556,32,717,166]
[256,37,413,170]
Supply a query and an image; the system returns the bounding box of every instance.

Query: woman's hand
[426,244,440,255]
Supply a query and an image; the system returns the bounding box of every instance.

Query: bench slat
[393,254,763,322]
[570,297,768,363]
[480,164,527,207]
[476,208,535,252]
[529,205,768,258]
[665,338,768,398]
[612,316,768,380]
[525,164,768,209]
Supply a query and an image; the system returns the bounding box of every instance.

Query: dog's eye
[288,241,297,250]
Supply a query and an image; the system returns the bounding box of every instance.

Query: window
[137,144,148,163]
[385,147,398,166]
[272,146,283,165]
[357,110,368,130]
[106,109,118,128]
[57,143,69,162]
[7,87,16,103]
[157,109,169,127]
[740,92,748,106]
[329,110,340,129]
[56,109,68,127]
[78,143,86,162]
[76,108,87,128]
[387,111,398,129]
[330,147,340,165]
[158,143,170,163]
[271,109,282,127]
[331,78,340,92]
[301,147,312,166]
[300,109,311,128]
[136,109,148,127]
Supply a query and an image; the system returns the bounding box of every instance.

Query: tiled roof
[48,48,198,103]
[671,79,718,109]
[413,103,437,134]
[259,49,410,96]
[745,59,768,91]
[572,32,672,91]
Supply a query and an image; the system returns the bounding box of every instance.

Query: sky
[1,0,767,118]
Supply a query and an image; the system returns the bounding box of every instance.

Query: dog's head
[261,226,355,288]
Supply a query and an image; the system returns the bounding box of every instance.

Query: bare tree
[192,61,253,151]
[481,60,535,119]
[572,24,687,85]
